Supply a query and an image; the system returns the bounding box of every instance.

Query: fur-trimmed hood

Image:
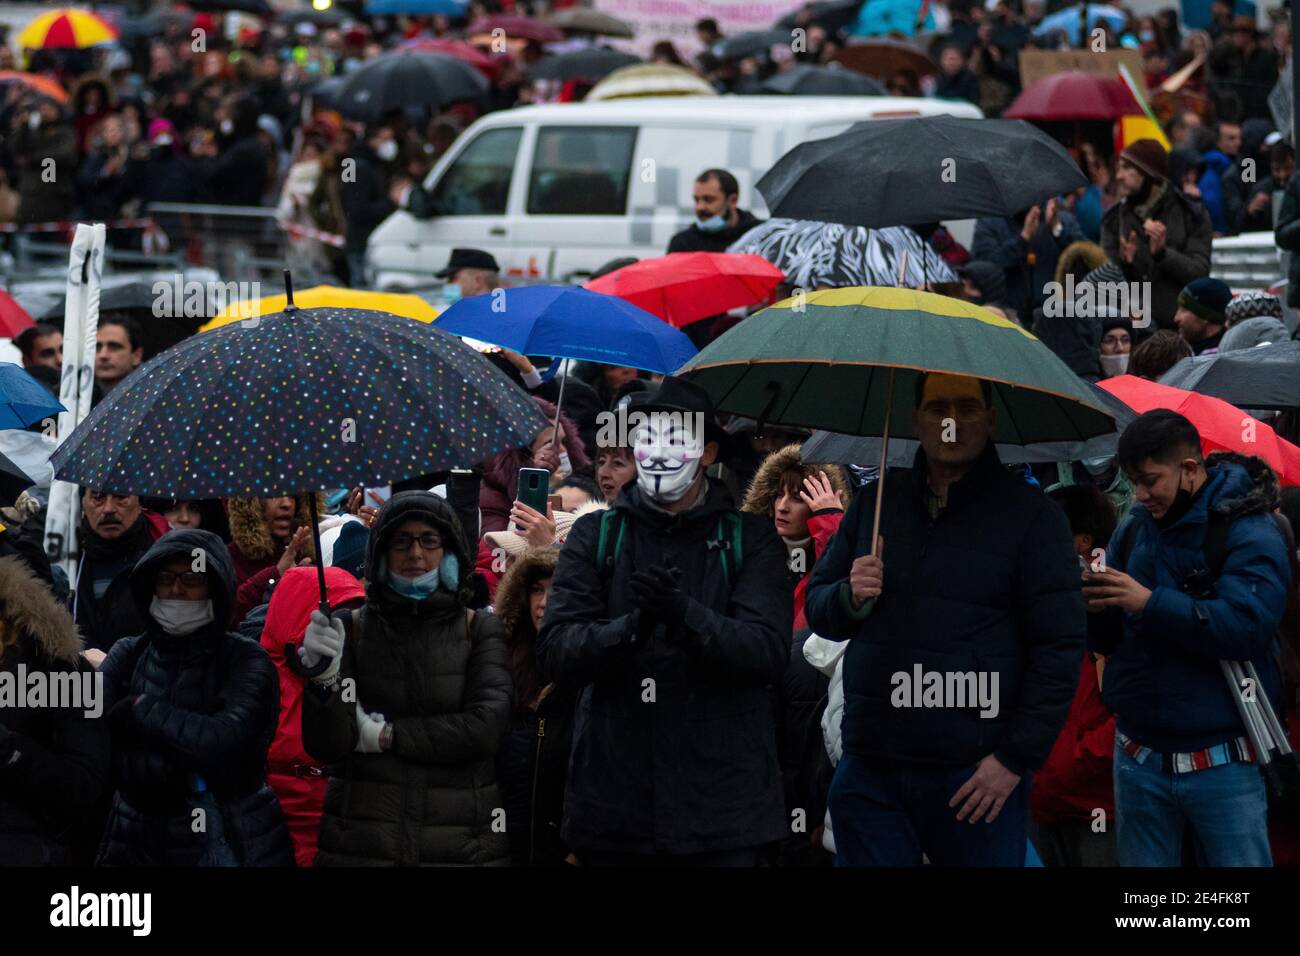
[225,493,323,562]
[494,547,558,636]
[1205,451,1281,521]
[0,555,81,665]
[741,444,851,516]
[1054,240,1108,287]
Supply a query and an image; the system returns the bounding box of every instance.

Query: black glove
[630,565,690,629]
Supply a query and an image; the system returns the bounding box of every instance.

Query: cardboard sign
[1018,49,1146,90]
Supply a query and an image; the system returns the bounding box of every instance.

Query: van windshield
[430,127,522,216]
[526,126,636,216]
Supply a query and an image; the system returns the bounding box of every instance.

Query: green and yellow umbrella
[679,286,1125,550]
[680,286,1118,442]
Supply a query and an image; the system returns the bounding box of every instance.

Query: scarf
[81,514,153,562]
[1132,180,1167,223]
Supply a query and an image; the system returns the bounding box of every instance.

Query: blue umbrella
[434,285,697,374]
[0,362,65,430]
[1032,4,1127,44]
[366,0,468,15]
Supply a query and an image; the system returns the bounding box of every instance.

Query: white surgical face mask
[556,450,572,481]
[149,596,215,636]
[220,118,233,136]
[375,139,398,162]
[633,413,704,502]
[1099,352,1129,377]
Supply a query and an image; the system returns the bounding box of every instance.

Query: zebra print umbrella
[727,218,955,290]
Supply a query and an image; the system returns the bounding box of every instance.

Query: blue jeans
[1114,745,1272,867]
[828,754,1029,866]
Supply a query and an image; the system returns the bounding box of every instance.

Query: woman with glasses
[97,529,293,866]
[300,491,513,866]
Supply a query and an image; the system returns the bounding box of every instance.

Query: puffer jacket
[96,529,293,867]
[0,556,110,864]
[537,479,792,855]
[1090,454,1291,753]
[260,565,366,867]
[302,491,513,866]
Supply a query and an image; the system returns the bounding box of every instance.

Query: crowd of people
[2,0,1300,873]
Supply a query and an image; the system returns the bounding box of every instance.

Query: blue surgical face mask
[697,214,728,233]
[443,283,462,306]
[388,553,460,600]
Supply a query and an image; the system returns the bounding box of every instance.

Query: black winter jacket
[537,480,792,855]
[668,209,764,254]
[495,684,577,867]
[0,557,109,864]
[805,445,1085,775]
[302,491,513,866]
[96,530,292,866]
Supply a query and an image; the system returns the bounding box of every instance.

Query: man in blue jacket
[1084,410,1289,866]
[806,372,1085,866]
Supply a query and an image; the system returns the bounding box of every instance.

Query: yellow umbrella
[18,9,117,50]
[201,286,440,332]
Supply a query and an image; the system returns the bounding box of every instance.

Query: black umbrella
[51,278,545,610]
[0,448,36,504]
[336,51,489,123]
[527,47,641,82]
[756,116,1088,229]
[1158,341,1300,411]
[714,29,795,60]
[186,0,273,13]
[40,281,205,361]
[775,0,864,35]
[761,63,885,96]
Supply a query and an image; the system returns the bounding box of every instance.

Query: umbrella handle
[307,490,329,616]
[870,369,894,559]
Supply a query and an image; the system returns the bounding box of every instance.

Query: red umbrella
[0,290,34,339]
[584,253,785,329]
[466,15,564,43]
[1004,71,1142,122]
[399,38,502,78]
[1100,375,1300,486]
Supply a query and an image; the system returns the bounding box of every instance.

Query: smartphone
[516,467,550,516]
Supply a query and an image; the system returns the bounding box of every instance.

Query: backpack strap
[596,510,626,578]
[709,511,745,589]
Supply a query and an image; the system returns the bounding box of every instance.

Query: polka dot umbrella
[50,293,544,607]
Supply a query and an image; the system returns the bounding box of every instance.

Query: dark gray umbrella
[528,47,641,82]
[761,63,885,96]
[336,51,489,123]
[0,448,35,504]
[1158,341,1300,411]
[714,30,795,60]
[40,281,204,360]
[756,116,1088,229]
[775,0,864,35]
[801,381,1137,465]
[545,8,636,38]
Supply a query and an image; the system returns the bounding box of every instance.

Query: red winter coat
[795,510,843,631]
[259,565,365,867]
[1029,655,1115,826]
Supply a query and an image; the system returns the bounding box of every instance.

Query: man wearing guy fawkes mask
[537,376,794,866]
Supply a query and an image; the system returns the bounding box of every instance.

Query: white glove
[354,702,386,754]
[299,610,345,684]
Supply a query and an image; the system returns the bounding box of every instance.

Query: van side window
[429,127,522,216]
[526,126,636,216]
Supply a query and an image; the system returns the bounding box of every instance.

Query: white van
[366,95,983,288]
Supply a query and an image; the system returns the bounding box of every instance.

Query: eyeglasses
[919,401,987,422]
[157,571,207,589]
[389,532,443,552]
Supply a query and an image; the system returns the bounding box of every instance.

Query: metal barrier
[1211,231,1285,292]
[144,202,290,282]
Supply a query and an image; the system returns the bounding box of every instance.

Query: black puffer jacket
[96,529,292,866]
[0,556,110,864]
[302,491,513,866]
[537,480,792,855]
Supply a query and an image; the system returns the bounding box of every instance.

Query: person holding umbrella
[299,491,513,866]
[537,377,793,866]
[1101,139,1212,330]
[1084,411,1291,866]
[804,372,1086,866]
